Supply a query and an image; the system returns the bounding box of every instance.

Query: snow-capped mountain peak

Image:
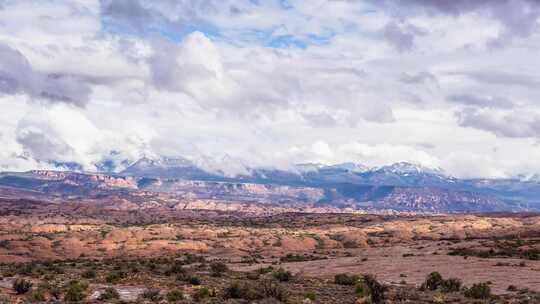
[376,162,446,176]
[128,156,194,169]
[325,162,370,173]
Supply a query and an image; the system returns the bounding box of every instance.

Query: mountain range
[121,157,536,201]
[0,156,538,214]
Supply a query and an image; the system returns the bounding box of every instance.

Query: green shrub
[105,271,125,283]
[178,274,201,285]
[257,266,274,274]
[98,287,120,301]
[27,289,45,302]
[464,283,491,299]
[305,291,317,301]
[194,287,210,301]
[13,278,33,294]
[166,289,184,302]
[224,281,258,300]
[335,273,360,286]
[210,262,228,277]
[441,278,462,293]
[64,280,88,302]
[16,264,34,275]
[165,262,185,276]
[272,268,292,282]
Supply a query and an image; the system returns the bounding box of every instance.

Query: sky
[1,0,540,178]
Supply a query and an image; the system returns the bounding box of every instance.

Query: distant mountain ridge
[116,156,540,211]
[0,156,538,213]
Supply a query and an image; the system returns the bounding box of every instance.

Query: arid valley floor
[1,203,540,303]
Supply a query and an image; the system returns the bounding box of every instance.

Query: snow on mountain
[294,163,326,173]
[516,173,540,183]
[324,162,370,173]
[192,154,251,177]
[374,162,448,177]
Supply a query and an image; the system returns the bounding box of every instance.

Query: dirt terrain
[0,202,539,302]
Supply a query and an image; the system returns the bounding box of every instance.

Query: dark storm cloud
[375,0,540,46]
[0,43,92,106]
[456,107,540,138]
[447,94,514,109]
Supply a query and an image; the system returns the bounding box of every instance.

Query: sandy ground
[234,243,540,294]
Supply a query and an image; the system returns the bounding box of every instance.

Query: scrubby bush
[305,291,317,301]
[441,278,462,293]
[224,281,258,300]
[98,287,120,301]
[184,254,206,265]
[210,262,228,277]
[464,282,491,299]
[0,240,10,249]
[334,273,359,286]
[105,271,126,283]
[272,268,292,282]
[27,289,45,302]
[165,262,185,276]
[16,263,35,275]
[49,284,62,300]
[391,288,421,302]
[177,274,201,285]
[13,278,33,294]
[194,287,211,301]
[420,272,443,291]
[257,266,274,274]
[141,288,162,302]
[166,289,184,302]
[361,274,386,304]
[64,280,88,302]
[246,271,260,280]
[81,269,96,279]
[258,279,289,302]
[420,272,462,293]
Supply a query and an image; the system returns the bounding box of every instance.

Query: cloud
[400,71,437,84]
[456,108,540,138]
[449,70,539,87]
[447,94,514,109]
[381,22,423,51]
[375,0,540,47]
[147,31,395,124]
[301,112,339,128]
[149,32,228,99]
[16,129,73,162]
[100,0,156,33]
[0,0,540,179]
[0,43,92,106]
